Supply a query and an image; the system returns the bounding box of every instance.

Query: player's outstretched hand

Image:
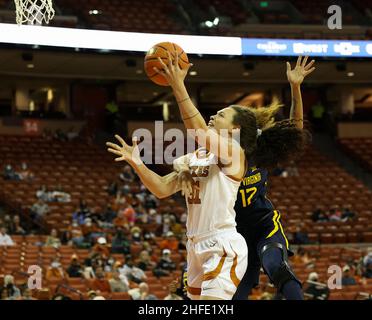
[287,56,315,86]
[177,170,197,198]
[106,135,141,165]
[153,51,193,89]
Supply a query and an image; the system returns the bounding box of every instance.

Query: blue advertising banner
[241,38,372,58]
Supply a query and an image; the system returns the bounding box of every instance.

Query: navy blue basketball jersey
[234,166,275,229]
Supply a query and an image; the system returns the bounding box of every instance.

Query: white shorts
[186,229,248,300]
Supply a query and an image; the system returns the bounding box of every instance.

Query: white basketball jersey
[174,148,241,238]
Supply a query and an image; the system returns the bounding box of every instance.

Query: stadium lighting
[89,10,100,15]
[205,20,213,28]
[213,17,219,25]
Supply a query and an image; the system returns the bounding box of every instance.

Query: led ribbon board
[0,23,371,58]
[241,38,372,58]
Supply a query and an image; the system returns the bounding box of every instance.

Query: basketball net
[14,0,55,25]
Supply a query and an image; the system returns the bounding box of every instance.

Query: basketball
[144,42,189,86]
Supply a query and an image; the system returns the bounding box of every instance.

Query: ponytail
[249,99,283,130]
[231,105,311,170]
[255,120,311,169]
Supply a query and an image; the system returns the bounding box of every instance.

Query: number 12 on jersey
[239,187,257,207]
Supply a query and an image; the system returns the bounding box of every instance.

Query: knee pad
[260,242,302,291]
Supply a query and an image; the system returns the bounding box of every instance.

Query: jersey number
[239,187,257,207]
[187,181,201,204]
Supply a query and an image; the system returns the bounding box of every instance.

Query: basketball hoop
[14,0,55,25]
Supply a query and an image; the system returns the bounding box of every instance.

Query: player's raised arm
[106,135,180,199]
[154,51,206,130]
[286,56,316,130]
[154,53,243,166]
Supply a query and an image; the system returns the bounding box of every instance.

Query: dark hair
[231,105,311,169]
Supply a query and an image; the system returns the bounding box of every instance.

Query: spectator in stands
[113,190,127,210]
[8,215,26,235]
[3,215,13,232]
[143,230,156,243]
[164,279,183,300]
[159,231,179,251]
[311,208,329,222]
[103,204,117,223]
[293,247,315,268]
[363,261,372,279]
[45,228,61,248]
[123,205,136,226]
[30,198,50,222]
[111,228,130,255]
[108,270,129,293]
[142,241,155,258]
[0,275,21,300]
[36,185,50,202]
[137,250,156,271]
[144,192,159,210]
[46,258,66,281]
[342,265,357,286]
[92,237,110,259]
[304,272,329,300]
[135,185,147,204]
[329,208,343,222]
[119,165,135,183]
[2,164,19,180]
[130,226,143,244]
[311,208,322,222]
[128,282,157,300]
[342,205,356,221]
[113,209,128,230]
[285,161,299,177]
[0,226,15,246]
[67,254,84,278]
[18,162,34,181]
[106,181,118,196]
[363,251,372,268]
[82,218,101,244]
[67,220,85,247]
[153,249,176,277]
[51,185,71,203]
[161,217,172,235]
[293,225,310,245]
[259,292,274,300]
[18,288,36,300]
[91,266,111,292]
[119,256,147,284]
